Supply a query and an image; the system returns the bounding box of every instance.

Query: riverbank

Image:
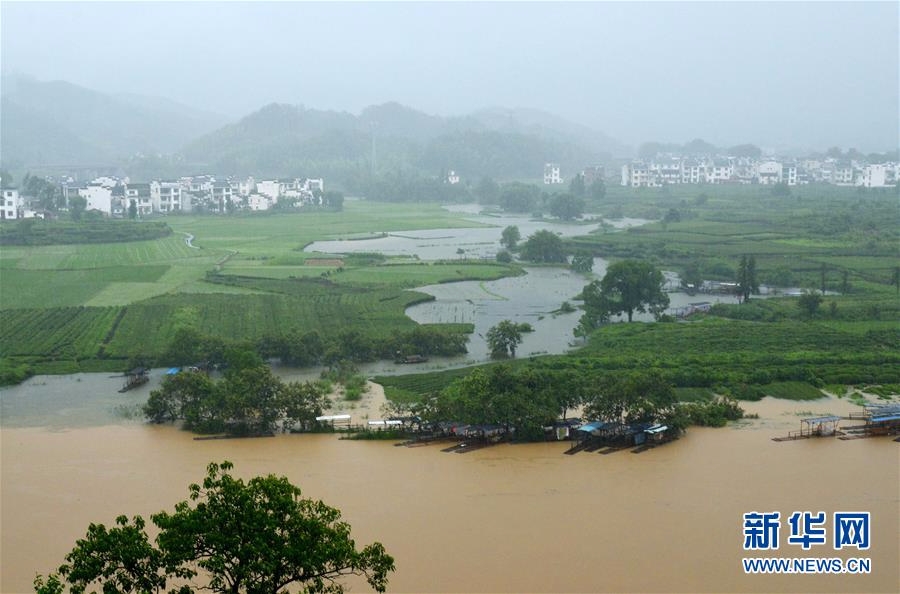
[2,400,897,593]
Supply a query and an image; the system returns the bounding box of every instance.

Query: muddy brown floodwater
[1,396,898,594]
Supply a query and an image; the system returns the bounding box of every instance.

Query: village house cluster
[620,156,899,188]
[0,175,326,220]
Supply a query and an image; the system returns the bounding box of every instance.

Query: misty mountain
[0,73,228,168]
[183,102,619,183]
[464,107,630,157]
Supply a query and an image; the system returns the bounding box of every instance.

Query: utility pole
[370,121,378,178]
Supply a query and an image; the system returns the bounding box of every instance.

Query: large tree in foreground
[581,259,669,324]
[35,461,395,594]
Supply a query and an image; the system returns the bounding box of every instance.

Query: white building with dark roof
[2,188,20,220]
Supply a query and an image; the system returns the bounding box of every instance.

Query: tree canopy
[736,255,760,302]
[144,364,330,435]
[498,182,540,213]
[500,225,520,249]
[581,259,670,325]
[570,252,594,274]
[584,370,677,426]
[549,193,585,220]
[432,365,566,436]
[519,230,566,263]
[35,461,395,594]
[486,320,531,358]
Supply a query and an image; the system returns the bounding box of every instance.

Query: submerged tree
[434,365,560,435]
[519,229,566,263]
[35,461,395,594]
[581,259,670,324]
[570,251,594,274]
[549,193,585,220]
[736,255,759,303]
[500,225,520,249]
[584,370,677,425]
[486,320,528,358]
[681,260,703,292]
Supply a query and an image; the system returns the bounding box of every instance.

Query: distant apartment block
[544,163,563,184]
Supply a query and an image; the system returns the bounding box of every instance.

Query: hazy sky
[2,1,898,151]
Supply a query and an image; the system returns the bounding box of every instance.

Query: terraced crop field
[0,307,122,360]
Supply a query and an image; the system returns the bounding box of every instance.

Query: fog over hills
[183,101,622,180]
[2,74,622,181]
[0,73,228,168]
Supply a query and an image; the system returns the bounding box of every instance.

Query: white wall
[79,186,113,214]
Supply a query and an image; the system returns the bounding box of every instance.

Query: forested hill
[0,73,625,182]
[0,74,227,169]
[181,102,621,183]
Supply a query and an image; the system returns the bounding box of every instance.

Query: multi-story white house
[446,170,460,185]
[782,163,798,186]
[756,161,783,185]
[211,181,234,210]
[681,160,704,184]
[180,175,215,195]
[705,159,733,184]
[2,188,20,220]
[247,194,271,211]
[653,158,683,185]
[151,181,183,212]
[256,180,281,202]
[621,162,658,187]
[831,161,856,186]
[303,178,324,193]
[125,183,153,216]
[79,185,114,214]
[857,164,893,188]
[543,163,563,184]
[236,177,255,197]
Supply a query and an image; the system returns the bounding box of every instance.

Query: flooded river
[2,392,897,593]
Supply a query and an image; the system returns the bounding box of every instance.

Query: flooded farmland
[0,207,893,593]
[305,205,648,261]
[2,394,897,593]
[308,206,748,361]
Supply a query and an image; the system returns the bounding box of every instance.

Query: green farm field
[0,201,492,309]
[573,184,899,290]
[0,202,513,379]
